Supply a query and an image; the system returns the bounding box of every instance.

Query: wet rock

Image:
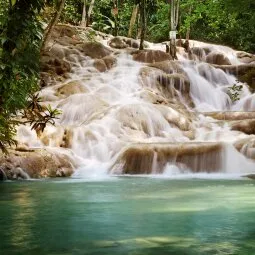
[234,137,255,160]
[51,24,79,39]
[94,56,117,72]
[110,142,223,174]
[204,111,255,121]
[94,59,107,72]
[55,35,82,47]
[149,60,184,74]
[57,94,109,125]
[213,63,255,77]
[108,37,128,49]
[139,89,169,105]
[206,52,231,65]
[102,55,117,69]
[231,119,255,135]
[40,72,52,87]
[40,54,71,76]
[0,149,76,179]
[15,144,35,152]
[132,50,172,63]
[157,73,190,94]
[243,174,255,180]
[114,102,192,138]
[189,47,206,61]
[11,167,30,180]
[139,66,193,108]
[238,66,255,92]
[76,42,112,59]
[122,38,139,49]
[56,80,87,98]
[41,127,73,149]
[236,51,255,64]
[176,39,183,47]
[56,167,73,177]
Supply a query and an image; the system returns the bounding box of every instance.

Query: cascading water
[16,35,255,178]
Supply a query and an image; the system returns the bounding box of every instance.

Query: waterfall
[16,36,255,178]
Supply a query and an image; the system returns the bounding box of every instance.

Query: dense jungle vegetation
[0,0,254,151]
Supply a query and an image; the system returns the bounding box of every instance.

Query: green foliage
[227,83,243,102]
[0,117,18,154]
[179,0,255,53]
[0,0,44,152]
[23,94,61,134]
[61,0,82,25]
[147,1,169,42]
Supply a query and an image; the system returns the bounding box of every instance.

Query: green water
[0,178,255,255]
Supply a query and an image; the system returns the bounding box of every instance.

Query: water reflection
[0,179,255,255]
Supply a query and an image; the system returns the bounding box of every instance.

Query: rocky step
[110,142,225,175]
[234,137,255,160]
[202,112,255,135]
[0,148,78,180]
[203,111,255,121]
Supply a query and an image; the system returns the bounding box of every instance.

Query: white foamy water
[16,38,255,178]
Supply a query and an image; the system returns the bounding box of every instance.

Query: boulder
[94,59,107,72]
[149,60,184,74]
[132,50,172,63]
[94,56,117,72]
[108,37,128,49]
[55,35,82,47]
[236,51,255,64]
[206,52,231,65]
[157,73,190,94]
[204,111,255,121]
[234,137,255,160]
[110,142,223,174]
[0,149,76,179]
[102,55,117,69]
[40,54,71,76]
[56,80,87,98]
[51,24,79,39]
[76,42,112,59]
[189,47,206,61]
[231,119,255,135]
[39,127,73,148]
[11,167,30,180]
[213,63,255,76]
[139,89,169,105]
[122,38,139,49]
[139,66,193,107]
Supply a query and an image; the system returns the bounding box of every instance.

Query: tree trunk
[41,0,65,52]
[185,5,192,40]
[81,0,87,27]
[169,0,179,60]
[139,0,146,50]
[87,0,95,22]
[113,0,119,36]
[128,4,139,38]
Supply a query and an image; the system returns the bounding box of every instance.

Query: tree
[139,0,146,50]
[169,0,179,59]
[0,0,44,151]
[41,0,66,52]
[128,4,139,38]
[81,0,87,27]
